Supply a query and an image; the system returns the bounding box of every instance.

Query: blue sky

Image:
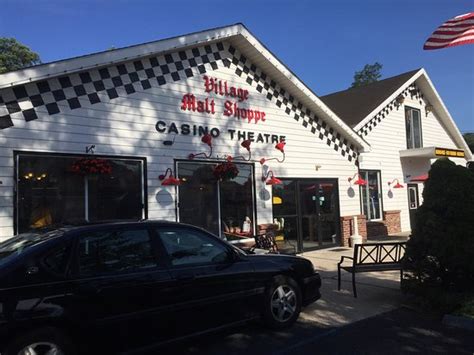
[1,0,473,132]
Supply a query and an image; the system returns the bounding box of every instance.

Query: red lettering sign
[178,76,267,124]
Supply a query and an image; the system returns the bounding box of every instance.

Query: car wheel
[4,327,75,355]
[263,275,302,329]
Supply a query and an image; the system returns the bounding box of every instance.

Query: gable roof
[320,69,420,128]
[0,24,370,156]
[322,68,472,161]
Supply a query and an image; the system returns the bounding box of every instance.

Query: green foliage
[0,37,41,74]
[454,297,474,319]
[350,62,382,88]
[403,158,474,294]
[463,132,474,153]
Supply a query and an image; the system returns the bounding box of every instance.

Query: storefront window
[220,165,254,236]
[177,161,255,238]
[359,170,382,220]
[17,154,144,233]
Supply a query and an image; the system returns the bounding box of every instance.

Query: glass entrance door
[318,183,339,246]
[299,182,320,250]
[273,179,340,252]
[272,180,299,251]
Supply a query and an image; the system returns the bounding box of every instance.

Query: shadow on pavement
[289,307,474,355]
[148,318,332,355]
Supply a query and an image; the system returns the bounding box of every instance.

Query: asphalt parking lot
[148,307,474,355]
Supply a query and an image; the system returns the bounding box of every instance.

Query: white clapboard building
[0,24,471,251]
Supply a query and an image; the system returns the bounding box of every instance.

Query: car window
[78,228,156,276]
[42,243,72,275]
[157,228,231,266]
[0,231,64,267]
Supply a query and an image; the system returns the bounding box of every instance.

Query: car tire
[262,275,302,329]
[4,326,76,355]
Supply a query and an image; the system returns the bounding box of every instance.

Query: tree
[403,158,474,294]
[350,62,382,88]
[0,37,41,74]
[463,132,474,153]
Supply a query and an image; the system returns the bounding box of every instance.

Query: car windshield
[0,230,64,266]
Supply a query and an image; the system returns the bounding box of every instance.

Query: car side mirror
[230,248,242,262]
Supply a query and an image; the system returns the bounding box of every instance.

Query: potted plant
[69,157,112,176]
[213,161,239,181]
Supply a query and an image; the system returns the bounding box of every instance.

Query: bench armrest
[338,256,354,267]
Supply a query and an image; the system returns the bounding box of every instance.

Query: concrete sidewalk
[297,246,404,328]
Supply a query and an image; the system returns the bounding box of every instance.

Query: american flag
[424,12,474,50]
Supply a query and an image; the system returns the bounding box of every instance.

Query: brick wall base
[384,210,402,234]
[340,215,367,247]
[366,210,402,238]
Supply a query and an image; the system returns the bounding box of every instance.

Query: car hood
[246,253,316,276]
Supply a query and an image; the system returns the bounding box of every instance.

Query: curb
[442,314,474,331]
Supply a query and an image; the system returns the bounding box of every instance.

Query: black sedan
[0,221,321,355]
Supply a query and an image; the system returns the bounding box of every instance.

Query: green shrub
[454,297,474,319]
[403,158,474,293]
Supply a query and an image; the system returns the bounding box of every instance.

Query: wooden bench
[337,242,406,297]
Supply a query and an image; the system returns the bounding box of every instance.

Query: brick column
[340,214,367,247]
[383,210,401,234]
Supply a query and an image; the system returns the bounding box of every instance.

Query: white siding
[0,41,361,238]
[359,86,467,232]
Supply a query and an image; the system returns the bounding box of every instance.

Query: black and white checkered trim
[0,42,225,129]
[0,41,359,164]
[225,45,359,164]
[358,84,424,137]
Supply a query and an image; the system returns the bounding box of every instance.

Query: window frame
[154,225,236,268]
[13,150,148,235]
[405,106,423,149]
[70,225,163,279]
[359,170,384,221]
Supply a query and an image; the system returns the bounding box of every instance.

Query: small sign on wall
[435,148,465,158]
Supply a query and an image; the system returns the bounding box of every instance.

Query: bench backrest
[255,223,278,250]
[353,242,406,266]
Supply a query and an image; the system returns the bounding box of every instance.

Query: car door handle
[176,275,195,281]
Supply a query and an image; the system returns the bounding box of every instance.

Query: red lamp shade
[275,141,286,153]
[348,173,367,186]
[262,170,282,185]
[201,134,212,147]
[259,158,266,165]
[241,139,251,151]
[388,179,404,189]
[159,168,181,186]
[354,176,367,186]
[161,176,181,186]
[266,176,282,185]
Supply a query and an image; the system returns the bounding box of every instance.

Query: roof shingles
[320,69,420,128]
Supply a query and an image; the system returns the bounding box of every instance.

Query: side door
[407,184,420,231]
[68,226,174,350]
[153,225,258,334]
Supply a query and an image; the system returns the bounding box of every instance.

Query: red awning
[410,174,429,182]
